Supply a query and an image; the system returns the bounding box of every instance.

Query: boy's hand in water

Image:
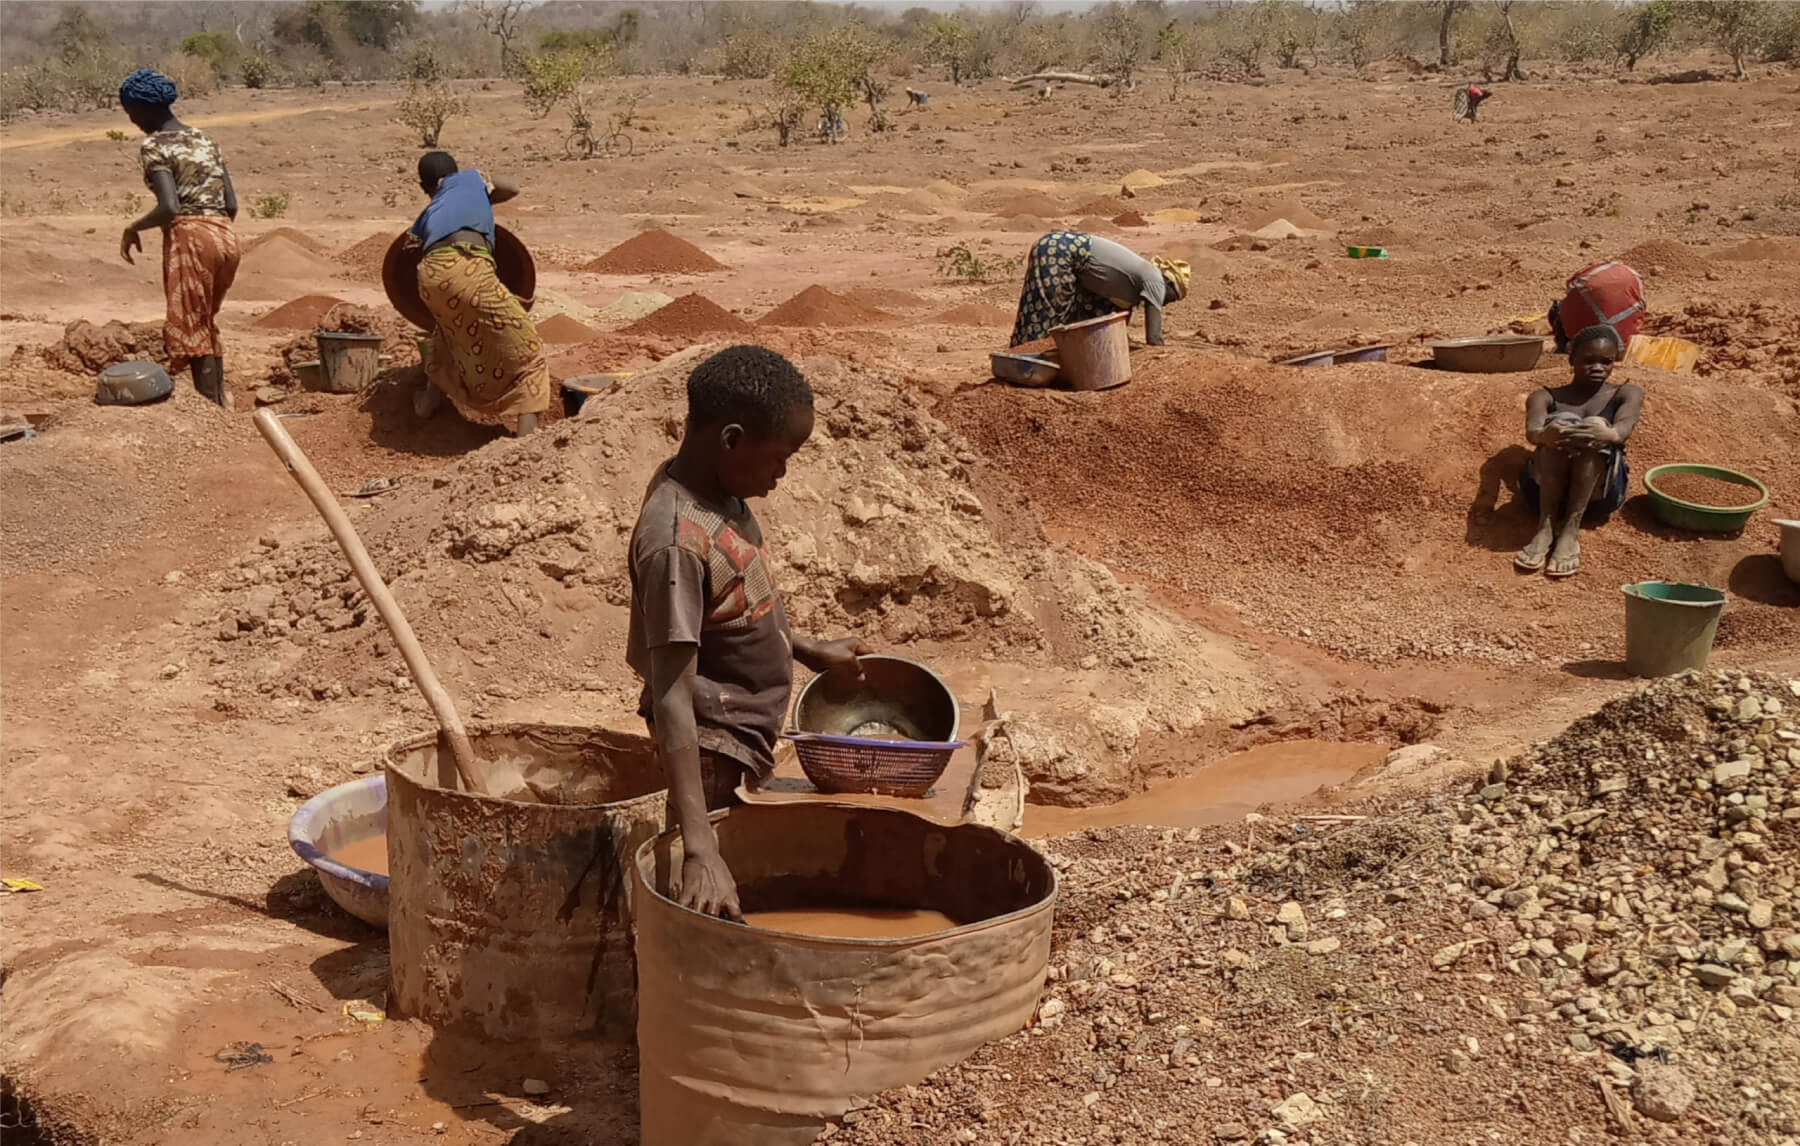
[680,848,743,922]
[795,637,873,676]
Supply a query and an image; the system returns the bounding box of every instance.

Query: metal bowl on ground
[1644,463,1770,533]
[288,774,388,927]
[95,361,174,406]
[1277,349,1335,368]
[381,226,536,332]
[1428,335,1545,373]
[990,352,1060,387]
[790,656,963,796]
[1334,344,1391,364]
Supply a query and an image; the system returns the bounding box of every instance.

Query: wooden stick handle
[252,409,488,795]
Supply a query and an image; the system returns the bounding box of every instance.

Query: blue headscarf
[119,68,178,107]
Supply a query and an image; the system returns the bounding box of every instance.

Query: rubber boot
[192,356,228,408]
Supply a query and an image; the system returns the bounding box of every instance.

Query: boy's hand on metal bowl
[799,637,873,678]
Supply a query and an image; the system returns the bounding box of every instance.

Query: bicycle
[564,107,636,160]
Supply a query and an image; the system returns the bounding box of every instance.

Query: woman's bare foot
[1545,535,1581,579]
[1514,521,1554,571]
[413,380,444,418]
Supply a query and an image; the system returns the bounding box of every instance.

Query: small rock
[1432,939,1483,970]
[1213,1124,1252,1143]
[1737,697,1763,722]
[1714,759,1753,784]
[1227,896,1250,921]
[1632,1064,1696,1122]
[1693,963,1735,988]
[521,1078,551,1096]
[1275,902,1306,926]
[1304,937,1341,956]
[1270,1092,1324,1127]
[1748,901,1774,929]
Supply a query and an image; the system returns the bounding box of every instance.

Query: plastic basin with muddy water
[635,803,1057,1146]
[384,723,666,1042]
[288,774,389,926]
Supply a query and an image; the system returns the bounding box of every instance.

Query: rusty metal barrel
[384,723,665,1041]
[634,802,1058,1146]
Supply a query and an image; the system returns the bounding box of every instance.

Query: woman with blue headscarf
[118,68,240,407]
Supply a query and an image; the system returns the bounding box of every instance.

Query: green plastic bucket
[1621,581,1725,678]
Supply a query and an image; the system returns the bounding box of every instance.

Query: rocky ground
[830,671,1800,1146]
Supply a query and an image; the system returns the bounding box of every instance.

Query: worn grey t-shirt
[627,463,793,778]
[1079,235,1167,312]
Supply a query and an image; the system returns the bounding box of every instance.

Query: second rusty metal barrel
[384,723,665,1041]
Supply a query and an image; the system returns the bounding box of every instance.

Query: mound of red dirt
[581,229,726,275]
[39,319,169,374]
[932,303,1013,326]
[989,192,1066,219]
[337,232,396,282]
[758,286,894,328]
[1113,211,1149,228]
[846,287,930,311]
[1075,196,1129,216]
[243,227,335,257]
[622,293,752,338]
[255,294,348,330]
[536,314,601,343]
[1618,239,1713,277]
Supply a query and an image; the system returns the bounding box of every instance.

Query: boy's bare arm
[648,642,741,921]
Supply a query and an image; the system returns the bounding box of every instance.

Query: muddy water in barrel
[1023,740,1389,838]
[328,833,389,876]
[743,907,962,938]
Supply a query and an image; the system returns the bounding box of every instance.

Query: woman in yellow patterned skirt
[407,152,550,437]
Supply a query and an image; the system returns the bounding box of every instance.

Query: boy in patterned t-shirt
[627,346,868,921]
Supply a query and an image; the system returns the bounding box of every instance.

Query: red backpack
[1559,262,1645,341]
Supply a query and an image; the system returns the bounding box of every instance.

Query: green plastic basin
[1644,463,1769,533]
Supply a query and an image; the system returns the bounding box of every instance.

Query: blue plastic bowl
[288,774,389,927]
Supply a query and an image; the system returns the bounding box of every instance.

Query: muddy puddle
[1022,740,1387,838]
[328,833,388,876]
[742,907,962,938]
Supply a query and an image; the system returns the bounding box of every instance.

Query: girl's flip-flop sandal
[1513,552,1547,573]
[1544,558,1581,580]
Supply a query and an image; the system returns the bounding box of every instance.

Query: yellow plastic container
[1625,335,1701,372]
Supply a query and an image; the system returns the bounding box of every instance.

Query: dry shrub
[158,53,219,99]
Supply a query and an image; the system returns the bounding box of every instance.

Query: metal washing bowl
[1428,335,1545,373]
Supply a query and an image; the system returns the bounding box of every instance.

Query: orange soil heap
[758,285,894,328]
[1113,211,1149,227]
[255,295,348,330]
[989,192,1065,218]
[242,227,335,257]
[622,293,752,338]
[337,232,396,282]
[535,314,600,343]
[581,228,726,274]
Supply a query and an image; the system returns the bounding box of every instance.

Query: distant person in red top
[1548,261,1645,354]
[1455,84,1491,122]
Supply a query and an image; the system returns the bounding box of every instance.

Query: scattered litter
[1346,245,1388,259]
[1607,1042,1671,1065]
[2,878,44,893]
[215,1041,275,1071]
[266,979,325,1012]
[342,999,386,1024]
[348,477,401,498]
[0,423,37,443]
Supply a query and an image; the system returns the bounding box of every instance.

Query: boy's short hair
[686,346,813,437]
[1571,323,1623,355]
[418,151,458,192]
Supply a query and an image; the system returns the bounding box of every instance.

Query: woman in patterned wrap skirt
[118,68,239,407]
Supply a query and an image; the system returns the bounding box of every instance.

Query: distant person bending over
[628,346,871,920]
[117,68,239,407]
[1010,231,1190,348]
[1546,261,1645,355]
[1455,84,1492,123]
[1514,324,1644,580]
[405,151,549,437]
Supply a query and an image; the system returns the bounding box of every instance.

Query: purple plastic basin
[288,774,389,927]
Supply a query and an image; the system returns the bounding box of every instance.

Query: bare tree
[1435,0,1468,67]
[468,0,529,76]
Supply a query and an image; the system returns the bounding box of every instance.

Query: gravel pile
[827,670,1800,1146]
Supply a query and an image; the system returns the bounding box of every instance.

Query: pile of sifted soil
[336,232,396,282]
[1113,210,1149,227]
[1075,195,1129,216]
[1641,298,1800,396]
[192,349,1269,806]
[1620,238,1714,277]
[255,294,348,330]
[758,286,895,328]
[942,349,1800,665]
[242,227,336,257]
[845,287,931,311]
[535,314,600,344]
[581,229,726,275]
[621,293,752,338]
[239,235,338,280]
[989,192,1066,219]
[1247,199,1334,232]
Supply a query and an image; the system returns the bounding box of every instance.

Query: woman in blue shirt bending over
[407,151,550,437]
